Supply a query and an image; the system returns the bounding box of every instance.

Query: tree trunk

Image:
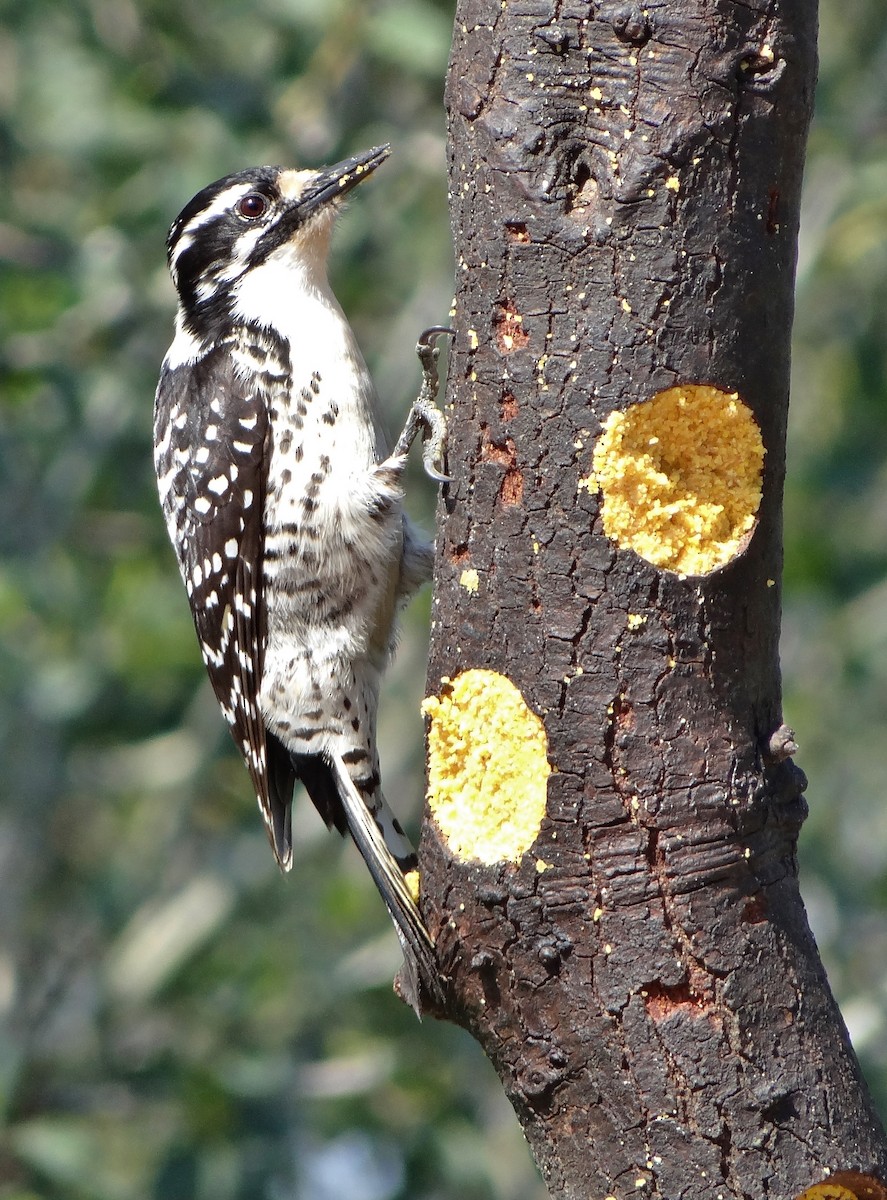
[418,1,887,1197]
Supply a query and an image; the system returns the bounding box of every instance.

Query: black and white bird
[153,145,448,1010]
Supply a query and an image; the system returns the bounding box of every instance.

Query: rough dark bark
[418,1,887,1198]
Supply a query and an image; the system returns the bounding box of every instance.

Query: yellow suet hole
[796,1187,860,1200]
[588,384,764,576]
[421,669,550,865]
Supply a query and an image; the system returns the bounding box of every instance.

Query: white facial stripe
[218,224,269,282]
[196,278,219,303]
[171,182,258,281]
[181,182,255,238]
[171,232,194,267]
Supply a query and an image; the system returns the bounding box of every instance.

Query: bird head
[167,144,390,339]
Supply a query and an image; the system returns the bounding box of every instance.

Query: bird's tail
[327,753,444,1014]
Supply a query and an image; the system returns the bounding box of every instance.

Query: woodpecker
[153,145,448,1010]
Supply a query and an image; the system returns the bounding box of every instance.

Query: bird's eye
[237,193,269,220]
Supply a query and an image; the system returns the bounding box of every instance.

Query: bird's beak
[279,145,391,217]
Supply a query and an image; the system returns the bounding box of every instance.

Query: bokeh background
[1,1,886,1197]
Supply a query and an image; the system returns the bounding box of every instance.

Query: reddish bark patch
[612,692,635,732]
[494,300,530,353]
[643,980,710,1021]
[742,893,769,924]
[501,390,518,420]
[500,469,524,505]
[481,427,523,506]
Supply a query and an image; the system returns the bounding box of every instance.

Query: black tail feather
[261,737,443,1012]
[326,753,444,1014]
[290,749,348,836]
[265,730,296,867]
[263,736,352,858]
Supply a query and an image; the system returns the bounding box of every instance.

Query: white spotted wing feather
[153,340,280,848]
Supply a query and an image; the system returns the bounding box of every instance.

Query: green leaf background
[1,2,885,1196]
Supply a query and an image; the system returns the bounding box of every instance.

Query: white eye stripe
[179,183,255,238]
[170,232,194,266]
[171,182,274,275]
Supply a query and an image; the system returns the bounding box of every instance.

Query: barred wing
[153,343,295,863]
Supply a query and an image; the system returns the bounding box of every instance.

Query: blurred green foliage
[786,0,887,1121]
[0,0,885,1196]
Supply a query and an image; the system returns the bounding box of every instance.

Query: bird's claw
[416,325,455,381]
[392,327,454,483]
[417,327,453,482]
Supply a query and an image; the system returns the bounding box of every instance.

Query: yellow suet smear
[421,669,550,865]
[459,567,480,594]
[404,870,421,904]
[590,384,764,575]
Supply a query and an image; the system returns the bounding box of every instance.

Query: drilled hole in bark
[565,159,598,215]
[587,384,765,576]
[739,46,777,75]
[505,222,530,243]
[762,1093,798,1123]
